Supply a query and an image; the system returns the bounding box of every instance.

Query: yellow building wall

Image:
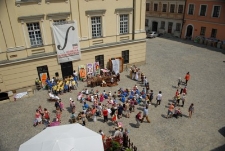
[0,0,146,92]
[0,41,145,92]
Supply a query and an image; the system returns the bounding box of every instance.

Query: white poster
[52,21,81,63]
[112,59,120,74]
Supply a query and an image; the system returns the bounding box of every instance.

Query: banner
[79,65,86,80]
[112,59,120,74]
[87,63,94,75]
[94,62,100,75]
[52,21,81,63]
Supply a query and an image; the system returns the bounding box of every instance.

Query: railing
[103,135,137,151]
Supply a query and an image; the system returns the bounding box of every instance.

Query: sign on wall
[52,21,81,63]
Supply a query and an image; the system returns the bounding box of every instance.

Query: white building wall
[145,17,183,36]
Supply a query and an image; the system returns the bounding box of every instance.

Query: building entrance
[186,25,193,40]
[168,22,173,33]
[60,61,73,78]
[152,21,158,31]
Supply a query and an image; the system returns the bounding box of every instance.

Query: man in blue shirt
[83,102,89,110]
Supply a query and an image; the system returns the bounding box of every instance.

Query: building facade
[0,0,146,92]
[181,0,225,40]
[145,0,185,37]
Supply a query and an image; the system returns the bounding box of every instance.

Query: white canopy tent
[19,124,104,151]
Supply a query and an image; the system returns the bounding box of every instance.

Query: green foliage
[109,141,121,151]
[125,148,132,151]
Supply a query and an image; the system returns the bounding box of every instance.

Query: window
[146,3,150,11]
[95,55,104,69]
[145,19,149,27]
[91,17,102,38]
[212,6,221,17]
[178,5,183,13]
[122,50,129,64]
[120,14,129,34]
[188,4,194,15]
[170,4,175,13]
[160,21,165,29]
[162,4,167,12]
[200,5,207,16]
[154,4,158,11]
[27,23,43,47]
[200,27,206,36]
[176,23,181,31]
[211,29,217,38]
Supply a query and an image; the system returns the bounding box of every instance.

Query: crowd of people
[166,72,194,119]
[32,66,195,149]
[46,70,79,100]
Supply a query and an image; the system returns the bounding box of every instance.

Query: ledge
[18,14,45,22]
[47,12,70,19]
[115,8,133,13]
[15,0,41,4]
[7,46,25,52]
[82,38,146,51]
[0,52,56,66]
[85,9,106,16]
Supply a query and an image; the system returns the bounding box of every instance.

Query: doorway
[37,65,50,87]
[168,22,173,33]
[186,25,193,39]
[60,61,73,79]
[152,21,158,31]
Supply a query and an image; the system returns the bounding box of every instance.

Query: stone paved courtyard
[0,37,225,151]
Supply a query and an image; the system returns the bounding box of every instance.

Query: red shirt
[103,110,108,116]
[183,88,187,94]
[136,113,141,120]
[185,74,190,80]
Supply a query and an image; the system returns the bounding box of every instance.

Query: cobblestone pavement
[0,37,225,151]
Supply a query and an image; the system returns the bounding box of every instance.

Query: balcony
[146,11,183,20]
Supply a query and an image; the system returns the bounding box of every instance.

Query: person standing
[146,82,150,94]
[125,101,130,118]
[81,111,86,126]
[141,106,150,123]
[185,72,190,86]
[144,77,148,87]
[117,104,123,119]
[34,109,42,126]
[156,91,162,107]
[135,111,142,128]
[55,100,60,110]
[167,104,174,118]
[102,108,108,123]
[43,108,50,125]
[181,93,186,107]
[183,86,187,95]
[176,92,181,106]
[150,90,153,104]
[188,103,194,118]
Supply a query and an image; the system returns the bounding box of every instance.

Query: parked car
[146,31,158,38]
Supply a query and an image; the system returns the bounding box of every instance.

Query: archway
[152,21,158,32]
[186,25,193,39]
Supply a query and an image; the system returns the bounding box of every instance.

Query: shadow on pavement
[161,114,167,119]
[218,127,225,137]
[158,37,225,55]
[129,123,137,128]
[211,144,225,151]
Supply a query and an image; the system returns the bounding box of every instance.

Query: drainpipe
[132,0,135,40]
[180,0,187,38]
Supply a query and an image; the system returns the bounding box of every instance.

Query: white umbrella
[19,124,104,151]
